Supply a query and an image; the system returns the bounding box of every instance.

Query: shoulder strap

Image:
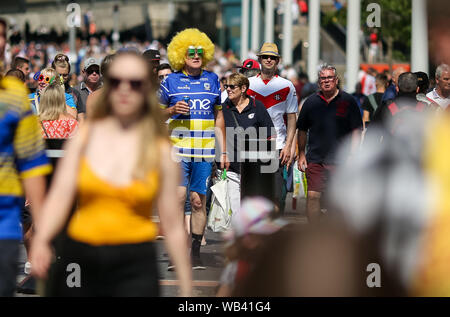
[368,94,379,112]
[40,120,50,138]
[231,110,240,128]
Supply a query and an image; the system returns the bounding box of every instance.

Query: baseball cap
[83,58,100,71]
[238,59,260,70]
[223,197,288,242]
[143,49,161,61]
[257,43,280,57]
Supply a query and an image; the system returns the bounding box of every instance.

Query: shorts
[305,163,335,193]
[180,159,213,196]
[0,240,20,296]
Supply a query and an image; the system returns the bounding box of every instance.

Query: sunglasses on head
[55,54,69,62]
[224,84,239,90]
[108,76,145,91]
[86,68,100,75]
[187,46,204,59]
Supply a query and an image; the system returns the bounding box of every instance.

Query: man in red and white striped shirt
[247,43,298,212]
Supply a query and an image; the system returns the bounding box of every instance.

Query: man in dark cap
[415,71,439,109]
[143,49,161,76]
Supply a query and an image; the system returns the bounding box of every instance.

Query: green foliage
[324,0,412,61]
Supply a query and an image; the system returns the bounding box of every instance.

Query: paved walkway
[15,194,307,297]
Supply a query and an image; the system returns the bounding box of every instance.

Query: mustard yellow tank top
[67,157,159,245]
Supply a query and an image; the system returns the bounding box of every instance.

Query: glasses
[54,54,69,62]
[108,76,145,91]
[38,74,55,84]
[319,76,336,82]
[187,46,204,59]
[224,84,239,90]
[260,55,279,61]
[158,74,168,80]
[86,68,100,75]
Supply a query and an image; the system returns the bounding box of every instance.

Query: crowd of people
[1,10,450,297]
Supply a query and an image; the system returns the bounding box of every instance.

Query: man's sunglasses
[158,74,168,80]
[260,55,279,61]
[86,68,100,75]
[224,84,239,90]
[187,46,204,59]
[108,76,145,91]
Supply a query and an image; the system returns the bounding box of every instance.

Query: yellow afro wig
[167,28,215,71]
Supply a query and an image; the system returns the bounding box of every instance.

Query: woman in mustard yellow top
[30,52,192,296]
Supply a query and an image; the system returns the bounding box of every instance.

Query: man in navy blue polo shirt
[297,64,362,223]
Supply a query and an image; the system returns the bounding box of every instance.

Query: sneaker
[167,261,175,271]
[191,254,206,270]
[24,261,32,275]
[17,275,36,295]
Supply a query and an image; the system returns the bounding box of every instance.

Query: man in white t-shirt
[426,64,450,110]
[247,43,298,212]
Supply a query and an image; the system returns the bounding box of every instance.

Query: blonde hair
[167,28,215,71]
[228,73,250,91]
[38,67,64,92]
[90,52,168,180]
[39,83,67,121]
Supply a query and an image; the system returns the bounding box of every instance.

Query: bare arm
[362,110,370,130]
[280,113,297,167]
[214,109,229,170]
[22,176,47,225]
[350,128,362,157]
[297,130,308,172]
[66,106,78,119]
[158,141,192,296]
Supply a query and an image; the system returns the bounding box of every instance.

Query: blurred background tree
[324,0,412,69]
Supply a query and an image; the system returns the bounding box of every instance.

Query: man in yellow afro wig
[167,28,215,71]
[159,28,229,271]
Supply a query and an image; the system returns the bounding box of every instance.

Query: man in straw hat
[247,43,299,213]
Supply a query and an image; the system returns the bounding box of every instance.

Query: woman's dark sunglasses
[224,84,239,89]
[109,76,144,91]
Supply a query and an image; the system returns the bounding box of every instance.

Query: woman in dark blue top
[221,73,275,215]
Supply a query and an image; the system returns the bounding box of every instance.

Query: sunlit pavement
[16,194,307,297]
